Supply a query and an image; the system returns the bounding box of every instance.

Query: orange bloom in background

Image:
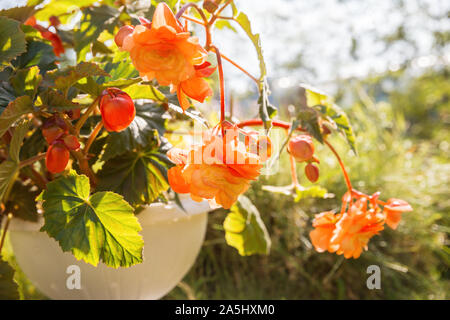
[25,16,65,57]
[118,3,214,110]
[167,123,270,209]
[383,198,413,230]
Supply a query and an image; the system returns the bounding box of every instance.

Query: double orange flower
[310,192,412,259]
[167,122,271,209]
[116,3,214,110]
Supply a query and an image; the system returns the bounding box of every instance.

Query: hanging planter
[8,197,209,300]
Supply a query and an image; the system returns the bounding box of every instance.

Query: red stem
[237,119,305,132]
[324,140,353,192]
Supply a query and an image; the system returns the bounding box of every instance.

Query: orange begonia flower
[167,123,269,209]
[309,211,338,253]
[330,198,385,259]
[383,198,413,230]
[118,3,214,110]
[310,192,399,259]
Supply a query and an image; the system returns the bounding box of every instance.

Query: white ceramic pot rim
[9,195,210,232]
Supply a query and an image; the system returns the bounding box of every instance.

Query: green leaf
[294,185,330,202]
[0,95,33,138]
[224,195,271,256]
[74,5,120,61]
[0,81,16,109]
[0,260,19,300]
[40,171,144,268]
[0,17,27,69]
[12,40,57,73]
[0,6,36,23]
[53,62,110,93]
[5,181,39,222]
[20,127,46,160]
[39,88,81,110]
[98,148,172,206]
[102,102,168,161]
[9,119,31,163]
[10,66,42,98]
[100,51,139,81]
[122,83,167,102]
[35,0,97,23]
[303,84,357,153]
[235,11,266,80]
[0,160,19,203]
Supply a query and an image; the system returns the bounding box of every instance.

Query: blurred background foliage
[1,0,448,299]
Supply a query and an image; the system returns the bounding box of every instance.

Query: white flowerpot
[8,197,209,300]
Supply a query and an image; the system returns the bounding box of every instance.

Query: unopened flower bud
[288,135,315,162]
[99,88,136,132]
[305,163,319,183]
[114,25,134,48]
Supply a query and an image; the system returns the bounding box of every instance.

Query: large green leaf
[0,160,19,203]
[0,17,27,69]
[40,171,144,268]
[224,195,271,256]
[0,81,16,110]
[0,95,33,138]
[122,83,167,102]
[10,66,42,98]
[98,148,172,206]
[303,84,357,153]
[0,260,19,300]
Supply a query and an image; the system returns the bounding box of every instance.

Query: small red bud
[305,163,319,183]
[114,25,134,48]
[288,135,315,162]
[46,141,70,173]
[100,88,136,132]
[63,135,80,151]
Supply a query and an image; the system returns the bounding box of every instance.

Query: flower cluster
[309,191,413,259]
[167,122,271,209]
[115,3,215,111]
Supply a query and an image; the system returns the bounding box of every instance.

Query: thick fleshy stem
[19,153,46,168]
[75,97,99,134]
[84,122,103,155]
